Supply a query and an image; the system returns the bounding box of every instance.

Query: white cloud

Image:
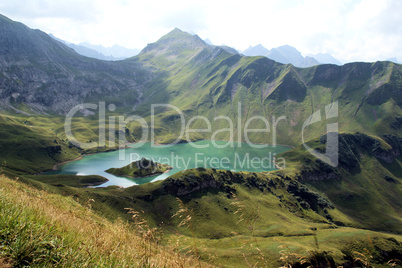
[0,0,401,63]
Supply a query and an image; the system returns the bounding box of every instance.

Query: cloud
[152,4,208,34]
[0,0,100,21]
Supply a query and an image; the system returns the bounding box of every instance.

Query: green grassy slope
[278,132,402,233]
[128,30,402,147]
[0,113,132,174]
[0,115,80,174]
[6,140,401,267]
[1,17,401,148]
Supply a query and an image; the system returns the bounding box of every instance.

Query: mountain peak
[275,45,302,57]
[242,44,270,57]
[266,45,320,67]
[139,28,208,57]
[160,28,192,40]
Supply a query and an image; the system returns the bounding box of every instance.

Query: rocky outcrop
[162,169,239,197]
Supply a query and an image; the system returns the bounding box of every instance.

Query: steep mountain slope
[0,175,203,267]
[0,14,148,114]
[1,15,400,145]
[0,15,401,157]
[309,52,342,65]
[279,132,402,232]
[128,29,401,146]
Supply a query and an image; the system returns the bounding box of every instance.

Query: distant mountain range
[308,52,342,65]
[78,42,141,59]
[243,44,341,67]
[50,34,140,61]
[52,33,339,67]
[1,14,400,119]
[387,57,401,64]
[49,28,400,68]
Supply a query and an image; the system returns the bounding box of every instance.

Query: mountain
[0,14,148,113]
[309,52,342,65]
[49,34,120,60]
[387,57,401,64]
[242,44,270,56]
[243,44,321,67]
[68,43,120,60]
[1,15,401,144]
[132,29,401,146]
[78,42,140,59]
[216,45,239,54]
[50,34,140,60]
[0,14,402,268]
[267,45,320,67]
[204,38,213,45]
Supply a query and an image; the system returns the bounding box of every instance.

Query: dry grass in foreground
[0,175,212,267]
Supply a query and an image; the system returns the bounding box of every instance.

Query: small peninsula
[105,158,172,178]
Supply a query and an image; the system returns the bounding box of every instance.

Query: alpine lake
[46,140,291,187]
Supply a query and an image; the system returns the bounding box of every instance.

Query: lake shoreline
[105,168,172,180]
[41,139,292,187]
[52,156,83,171]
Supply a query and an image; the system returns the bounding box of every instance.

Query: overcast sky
[1,0,401,63]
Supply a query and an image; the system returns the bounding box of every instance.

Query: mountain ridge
[243,43,341,67]
[0,14,400,148]
[0,14,148,113]
[0,14,399,150]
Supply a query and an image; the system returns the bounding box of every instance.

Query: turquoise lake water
[47,140,290,187]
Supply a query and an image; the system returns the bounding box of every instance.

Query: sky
[1,0,402,63]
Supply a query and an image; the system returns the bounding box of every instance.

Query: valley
[0,13,401,267]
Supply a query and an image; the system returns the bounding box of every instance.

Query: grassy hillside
[0,174,207,267]
[1,16,401,148]
[0,113,137,175]
[131,47,402,146]
[3,159,401,267]
[0,115,80,174]
[277,132,402,233]
[1,132,399,267]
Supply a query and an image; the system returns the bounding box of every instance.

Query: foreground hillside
[1,175,401,268]
[0,175,207,267]
[1,133,400,267]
